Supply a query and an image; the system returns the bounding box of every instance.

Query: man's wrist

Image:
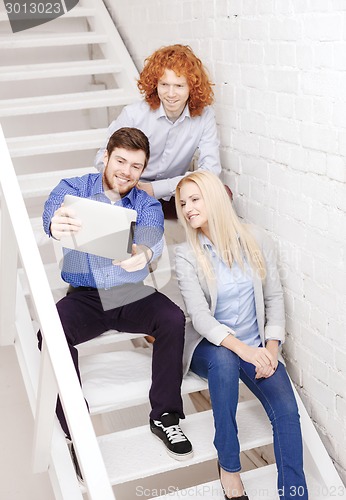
[49,223,60,241]
[139,245,153,263]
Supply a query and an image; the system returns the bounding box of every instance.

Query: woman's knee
[210,345,238,367]
[271,367,300,418]
[278,396,300,421]
[268,386,300,423]
[208,346,239,382]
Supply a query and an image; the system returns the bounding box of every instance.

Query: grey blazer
[175,225,286,376]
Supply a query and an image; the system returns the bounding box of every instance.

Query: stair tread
[151,464,278,499]
[7,128,108,157]
[80,349,209,414]
[56,6,96,18]
[0,88,137,117]
[0,59,122,81]
[0,6,96,22]
[18,166,98,196]
[96,400,272,485]
[0,31,108,49]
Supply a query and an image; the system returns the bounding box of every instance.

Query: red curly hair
[137,44,214,117]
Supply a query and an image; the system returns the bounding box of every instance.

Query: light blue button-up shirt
[202,237,261,347]
[43,173,164,289]
[94,100,221,199]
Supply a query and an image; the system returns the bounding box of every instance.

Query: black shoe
[150,412,193,461]
[67,439,83,483]
[217,461,249,500]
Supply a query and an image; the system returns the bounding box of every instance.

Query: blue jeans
[191,339,308,499]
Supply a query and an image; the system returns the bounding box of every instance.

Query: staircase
[0,1,345,499]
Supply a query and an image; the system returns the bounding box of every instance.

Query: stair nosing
[79,349,209,415]
[0,7,96,22]
[96,401,273,486]
[150,464,278,499]
[18,167,98,196]
[0,59,122,81]
[7,128,108,157]
[0,32,108,49]
[0,89,137,117]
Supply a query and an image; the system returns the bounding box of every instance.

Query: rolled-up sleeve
[257,230,286,344]
[134,194,164,261]
[196,106,221,176]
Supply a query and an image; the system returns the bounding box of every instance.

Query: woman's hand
[50,204,81,240]
[255,339,279,378]
[221,334,278,380]
[113,244,152,272]
[237,344,275,375]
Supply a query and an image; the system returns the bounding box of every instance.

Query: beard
[102,169,137,199]
[103,169,119,194]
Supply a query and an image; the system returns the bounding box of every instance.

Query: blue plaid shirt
[43,173,164,288]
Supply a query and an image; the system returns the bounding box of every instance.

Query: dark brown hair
[106,127,150,169]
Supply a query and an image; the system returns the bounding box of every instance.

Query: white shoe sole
[151,431,194,461]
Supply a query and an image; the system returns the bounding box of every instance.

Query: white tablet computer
[61,194,137,261]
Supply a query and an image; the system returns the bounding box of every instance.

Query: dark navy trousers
[38,283,186,439]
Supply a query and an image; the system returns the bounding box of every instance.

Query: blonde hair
[175,171,266,281]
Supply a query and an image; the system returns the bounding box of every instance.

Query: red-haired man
[95,45,221,218]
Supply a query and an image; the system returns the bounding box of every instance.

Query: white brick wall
[105,0,346,482]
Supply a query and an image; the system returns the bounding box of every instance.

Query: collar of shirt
[157,102,191,123]
[88,174,140,208]
[199,232,213,252]
[198,233,242,264]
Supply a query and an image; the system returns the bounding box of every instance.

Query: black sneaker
[67,439,83,483]
[150,412,193,461]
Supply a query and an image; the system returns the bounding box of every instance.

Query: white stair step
[0,88,136,117]
[95,400,272,486]
[151,464,278,499]
[0,32,107,49]
[19,260,63,291]
[18,167,98,197]
[0,59,122,81]
[7,129,107,157]
[80,349,209,414]
[0,6,96,22]
[56,6,96,18]
[78,331,147,352]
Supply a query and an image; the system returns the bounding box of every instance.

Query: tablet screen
[61,195,137,261]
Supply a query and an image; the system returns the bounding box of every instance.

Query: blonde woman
[175,171,308,499]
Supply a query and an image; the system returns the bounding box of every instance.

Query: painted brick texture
[105,0,346,481]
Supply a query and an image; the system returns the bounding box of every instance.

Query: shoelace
[156,422,187,443]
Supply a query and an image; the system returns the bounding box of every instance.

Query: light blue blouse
[203,238,261,347]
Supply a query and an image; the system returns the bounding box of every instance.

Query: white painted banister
[0,125,115,499]
[32,342,60,473]
[0,201,17,346]
[292,383,345,494]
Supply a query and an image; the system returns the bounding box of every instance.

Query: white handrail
[0,125,115,499]
[0,200,17,346]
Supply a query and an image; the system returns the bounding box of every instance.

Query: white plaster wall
[104,0,346,482]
